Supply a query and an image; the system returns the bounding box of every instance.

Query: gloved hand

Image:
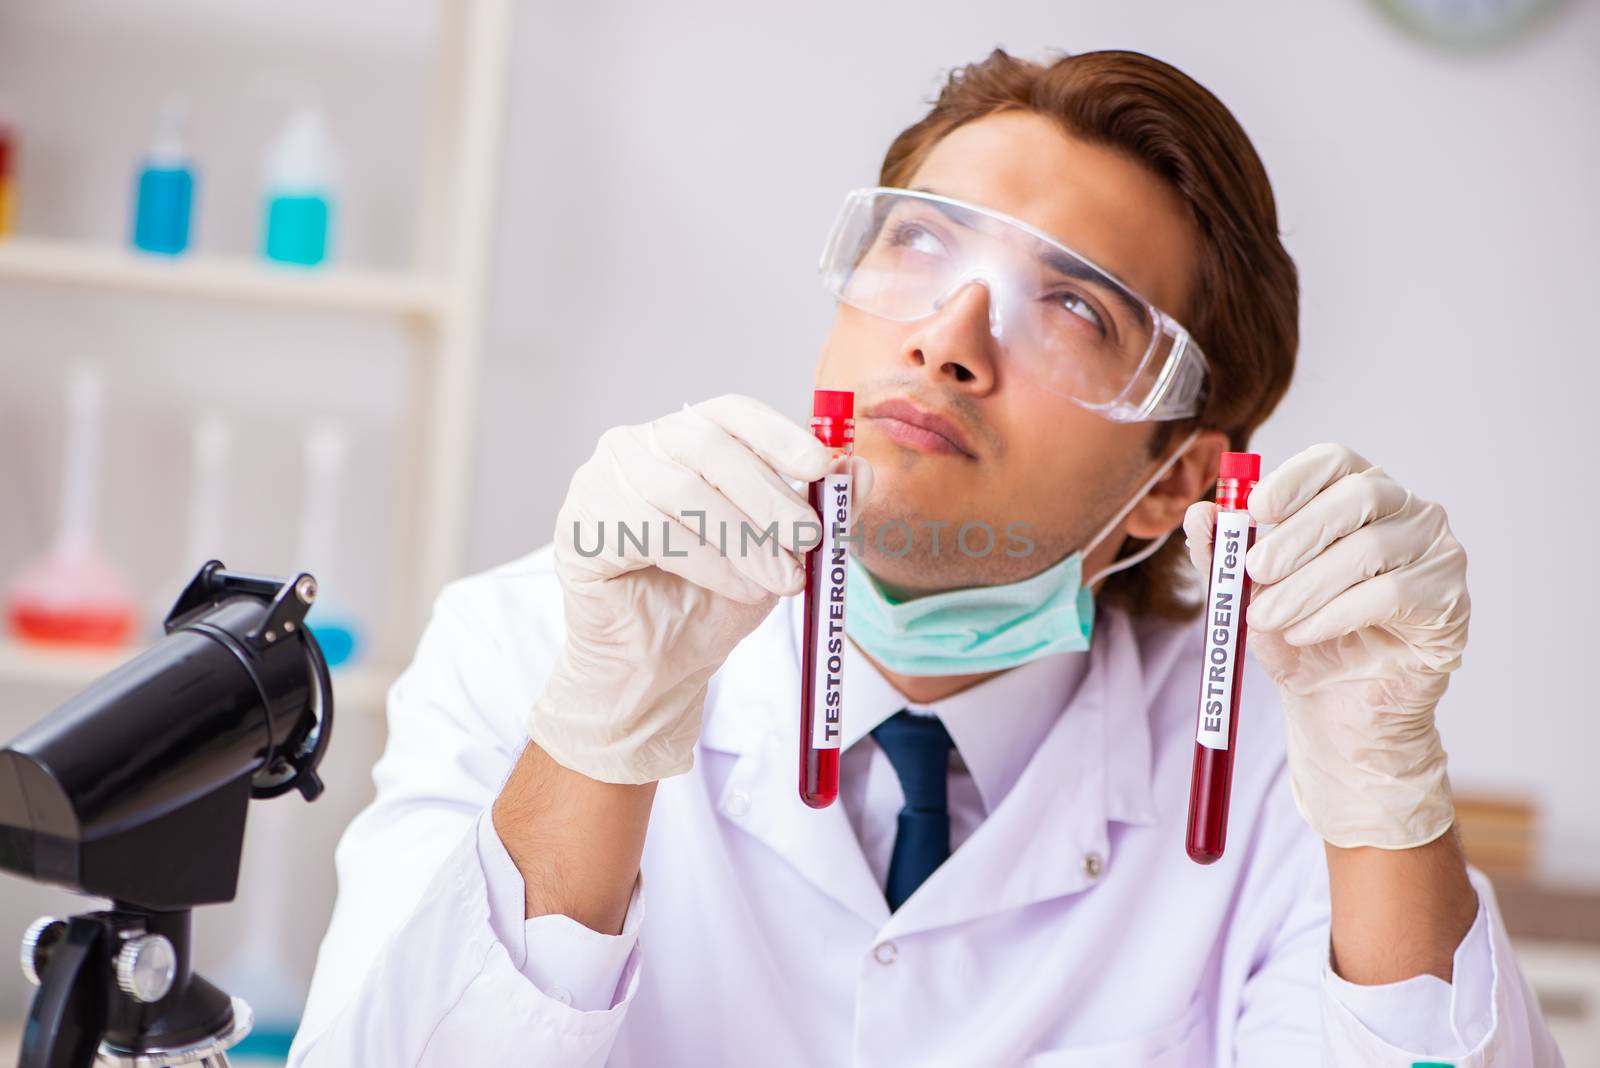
[529,394,870,785]
[1182,444,1470,849]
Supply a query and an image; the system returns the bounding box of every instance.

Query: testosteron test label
[809,471,852,750]
[1197,508,1249,751]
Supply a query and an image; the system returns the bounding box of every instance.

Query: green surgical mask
[845,431,1199,676]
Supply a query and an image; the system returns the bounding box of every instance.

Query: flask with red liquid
[1185,452,1259,864]
[6,366,137,648]
[799,389,854,808]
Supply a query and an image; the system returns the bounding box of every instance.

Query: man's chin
[851,441,1077,585]
[853,547,1037,597]
[849,503,1048,596]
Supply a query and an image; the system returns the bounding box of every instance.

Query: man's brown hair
[879,49,1299,620]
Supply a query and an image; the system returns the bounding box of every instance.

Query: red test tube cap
[1219,452,1260,481]
[812,389,854,420]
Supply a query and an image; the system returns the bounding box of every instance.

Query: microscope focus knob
[115,932,177,1003]
[19,916,66,986]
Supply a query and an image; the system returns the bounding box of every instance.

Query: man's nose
[898,279,1000,394]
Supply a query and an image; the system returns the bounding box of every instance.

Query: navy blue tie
[871,710,955,911]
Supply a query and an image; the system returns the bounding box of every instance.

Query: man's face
[814,110,1201,594]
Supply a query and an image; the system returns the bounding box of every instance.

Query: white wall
[0,0,1596,1024]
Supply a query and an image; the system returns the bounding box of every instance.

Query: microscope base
[96,995,252,1067]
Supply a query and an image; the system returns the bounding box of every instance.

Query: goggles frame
[819,187,1210,423]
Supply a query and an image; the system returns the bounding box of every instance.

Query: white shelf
[0,237,446,321]
[0,638,396,710]
[0,0,511,702]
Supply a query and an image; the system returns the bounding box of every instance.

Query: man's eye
[887,221,950,258]
[1052,291,1105,333]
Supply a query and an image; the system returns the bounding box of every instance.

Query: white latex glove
[1183,444,1470,849]
[529,395,871,785]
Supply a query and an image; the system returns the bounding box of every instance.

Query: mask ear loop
[1083,426,1203,588]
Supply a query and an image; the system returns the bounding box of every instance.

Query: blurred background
[0,0,1595,1062]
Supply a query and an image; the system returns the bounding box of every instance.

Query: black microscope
[0,563,334,1068]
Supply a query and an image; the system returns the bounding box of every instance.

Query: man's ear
[1124,429,1227,540]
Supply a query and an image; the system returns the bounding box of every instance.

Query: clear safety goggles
[819,187,1209,422]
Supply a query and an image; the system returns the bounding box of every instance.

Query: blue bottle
[262,108,336,267]
[132,103,195,255]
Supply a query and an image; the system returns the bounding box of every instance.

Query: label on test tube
[1197,508,1249,750]
[809,471,852,750]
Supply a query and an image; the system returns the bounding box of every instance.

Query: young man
[290,50,1559,1065]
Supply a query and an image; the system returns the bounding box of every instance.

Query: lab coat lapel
[880,608,1157,941]
[701,601,891,931]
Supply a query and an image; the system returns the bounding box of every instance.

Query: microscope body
[0,564,334,1068]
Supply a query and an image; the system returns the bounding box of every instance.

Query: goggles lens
[819,188,1207,422]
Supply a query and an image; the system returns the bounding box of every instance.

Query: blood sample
[799,389,854,809]
[1186,451,1260,864]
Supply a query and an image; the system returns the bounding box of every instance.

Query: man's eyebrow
[909,187,1149,323]
[910,188,979,229]
[1039,248,1150,324]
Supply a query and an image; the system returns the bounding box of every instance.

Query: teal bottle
[263,193,330,266]
[261,108,337,267]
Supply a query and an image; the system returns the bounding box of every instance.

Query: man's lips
[862,398,977,459]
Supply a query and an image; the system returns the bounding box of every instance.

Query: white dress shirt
[839,641,1088,887]
[288,547,1562,1067]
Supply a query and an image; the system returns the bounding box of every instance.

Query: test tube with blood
[799,390,854,808]
[1186,452,1260,864]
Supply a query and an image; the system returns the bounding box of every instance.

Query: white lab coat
[289,548,1561,1067]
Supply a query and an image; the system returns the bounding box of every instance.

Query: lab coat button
[1083,852,1103,879]
[550,985,573,1007]
[724,791,751,818]
[873,942,898,965]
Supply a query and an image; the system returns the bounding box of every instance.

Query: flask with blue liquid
[262,108,336,266]
[296,424,361,668]
[132,101,196,255]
